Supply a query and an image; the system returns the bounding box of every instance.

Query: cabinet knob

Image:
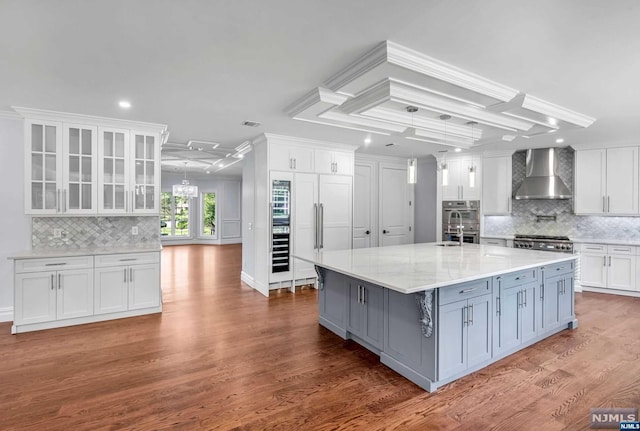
[383,229,389,234]
[365,230,370,235]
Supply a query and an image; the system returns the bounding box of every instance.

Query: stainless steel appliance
[514,148,572,200]
[513,234,574,253]
[271,179,291,273]
[442,200,480,244]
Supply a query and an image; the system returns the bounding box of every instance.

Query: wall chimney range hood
[514,148,571,200]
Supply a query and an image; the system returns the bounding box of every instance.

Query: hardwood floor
[1,244,639,430]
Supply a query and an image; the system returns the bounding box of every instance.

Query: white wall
[0,116,31,321]
[160,172,242,245]
[241,151,255,283]
[415,156,438,243]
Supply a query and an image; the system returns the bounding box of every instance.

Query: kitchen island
[295,242,578,392]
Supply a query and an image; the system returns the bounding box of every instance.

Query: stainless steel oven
[442,200,480,244]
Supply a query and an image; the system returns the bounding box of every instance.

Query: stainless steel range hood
[514,148,571,200]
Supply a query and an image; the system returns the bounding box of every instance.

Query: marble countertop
[571,238,640,246]
[8,244,162,260]
[295,242,576,294]
[480,235,514,240]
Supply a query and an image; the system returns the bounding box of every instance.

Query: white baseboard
[220,237,242,245]
[240,271,254,288]
[0,307,13,323]
[582,286,640,298]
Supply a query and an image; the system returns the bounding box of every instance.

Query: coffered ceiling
[1,1,639,175]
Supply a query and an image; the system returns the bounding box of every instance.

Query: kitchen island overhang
[295,243,578,392]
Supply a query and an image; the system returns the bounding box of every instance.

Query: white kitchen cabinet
[19,108,166,216]
[574,147,639,215]
[14,262,94,326]
[482,155,512,215]
[579,244,636,292]
[441,156,481,201]
[315,149,354,175]
[269,143,314,172]
[24,120,97,215]
[353,156,414,249]
[12,251,161,333]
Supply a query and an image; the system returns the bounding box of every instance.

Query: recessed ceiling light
[238,154,244,159]
[556,138,565,144]
[219,164,224,168]
[454,148,462,152]
[118,100,131,109]
[364,137,372,144]
[548,117,558,126]
[206,170,210,174]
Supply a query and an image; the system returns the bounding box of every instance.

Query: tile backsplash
[32,217,160,249]
[483,147,640,241]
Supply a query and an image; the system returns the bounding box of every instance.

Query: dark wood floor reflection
[1,244,639,430]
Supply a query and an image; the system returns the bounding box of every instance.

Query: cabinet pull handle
[462,305,467,326]
[515,275,527,280]
[523,290,527,307]
[496,297,500,315]
[556,266,565,271]
[58,273,61,289]
[469,304,473,325]
[319,203,324,249]
[119,258,137,262]
[313,203,318,249]
[613,248,628,252]
[540,283,544,300]
[45,262,67,266]
[124,268,127,283]
[56,189,60,212]
[362,286,366,305]
[130,268,133,282]
[357,285,361,303]
[603,196,606,213]
[63,189,67,212]
[293,158,297,170]
[603,256,606,266]
[459,287,477,294]
[608,256,611,267]
[51,274,55,290]
[608,196,610,212]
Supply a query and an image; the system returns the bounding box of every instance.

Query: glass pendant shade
[441,162,449,186]
[173,179,198,198]
[469,166,476,188]
[407,158,417,184]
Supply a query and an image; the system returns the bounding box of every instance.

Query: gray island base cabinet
[316,261,577,392]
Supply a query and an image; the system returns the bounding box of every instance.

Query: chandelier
[173,162,199,198]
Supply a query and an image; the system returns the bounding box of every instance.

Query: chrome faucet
[447,210,464,246]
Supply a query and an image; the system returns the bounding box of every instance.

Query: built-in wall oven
[442,200,480,244]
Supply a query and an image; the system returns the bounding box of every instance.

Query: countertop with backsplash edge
[8,244,162,260]
[482,234,640,247]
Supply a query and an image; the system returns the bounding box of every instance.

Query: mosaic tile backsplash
[483,147,640,241]
[32,217,160,249]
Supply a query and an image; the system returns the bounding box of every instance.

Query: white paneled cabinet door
[288,146,314,172]
[129,264,161,310]
[574,149,606,214]
[63,124,97,214]
[482,156,511,215]
[56,269,94,319]
[94,267,129,314]
[25,120,63,214]
[98,128,130,213]
[319,175,352,251]
[606,147,638,214]
[460,157,481,200]
[293,173,318,280]
[608,254,636,291]
[580,252,607,288]
[131,131,160,214]
[353,164,374,249]
[441,158,463,200]
[14,272,57,325]
[379,164,411,246]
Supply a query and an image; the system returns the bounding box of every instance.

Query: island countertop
[295,242,577,294]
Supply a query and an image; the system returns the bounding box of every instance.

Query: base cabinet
[13,251,161,334]
[317,260,577,392]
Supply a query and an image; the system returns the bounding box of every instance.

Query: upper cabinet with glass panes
[16,107,167,216]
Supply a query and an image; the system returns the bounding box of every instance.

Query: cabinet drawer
[543,261,574,276]
[500,268,538,289]
[607,245,635,255]
[439,278,491,305]
[95,252,160,267]
[480,238,507,247]
[581,243,606,253]
[15,256,93,273]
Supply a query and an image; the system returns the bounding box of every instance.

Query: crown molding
[0,110,23,120]
[520,94,596,128]
[324,41,389,92]
[482,149,516,158]
[260,133,359,152]
[284,87,348,117]
[12,107,168,133]
[355,153,409,164]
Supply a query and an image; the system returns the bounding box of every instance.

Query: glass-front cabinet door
[25,120,63,214]
[98,128,130,213]
[131,131,160,214]
[63,124,97,214]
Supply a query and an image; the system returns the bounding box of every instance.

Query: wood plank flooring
[1,244,639,430]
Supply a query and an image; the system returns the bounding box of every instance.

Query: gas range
[513,234,574,253]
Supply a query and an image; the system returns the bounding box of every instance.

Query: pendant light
[467,121,477,188]
[406,106,419,184]
[440,114,451,186]
[173,161,199,198]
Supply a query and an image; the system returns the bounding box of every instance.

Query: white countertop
[480,235,514,240]
[295,242,576,294]
[572,238,640,246]
[8,244,162,260]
